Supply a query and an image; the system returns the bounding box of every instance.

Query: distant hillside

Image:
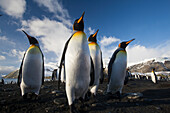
[129,57,170,73]
[4,65,56,79]
[4,70,19,78]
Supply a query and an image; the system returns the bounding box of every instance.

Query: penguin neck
[30,44,40,48]
[73,30,84,33]
[118,47,126,51]
[89,41,97,44]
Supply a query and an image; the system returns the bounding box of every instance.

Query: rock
[91,103,103,107]
[59,104,65,108]
[127,92,143,99]
[51,90,62,94]
[45,107,51,112]
[155,106,161,110]
[51,90,57,94]
[53,99,60,105]
[98,89,103,93]
[91,103,97,107]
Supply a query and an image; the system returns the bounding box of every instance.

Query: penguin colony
[17,12,136,112]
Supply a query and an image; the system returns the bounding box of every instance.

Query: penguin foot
[92,93,96,98]
[106,92,113,100]
[85,90,91,101]
[31,93,38,100]
[116,91,121,101]
[69,102,78,113]
[106,92,121,101]
[23,93,28,100]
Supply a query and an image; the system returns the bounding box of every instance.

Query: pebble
[98,89,103,93]
[59,104,65,108]
[53,99,60,105]
[91,103,103,107]
[155,106,161,110]
[51,90,62,94]
[45,107,51,112]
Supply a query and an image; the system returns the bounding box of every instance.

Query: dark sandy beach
[0,79,170,113]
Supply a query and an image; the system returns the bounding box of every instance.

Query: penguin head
[118,38,135,49]
[152,68,155,71]
[73,12,85,31]
[22,30,39,46]
[88,29,99,43]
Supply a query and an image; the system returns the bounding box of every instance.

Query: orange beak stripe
[92,29,99,37]
[126,39,135,44]
[77,12,85,23]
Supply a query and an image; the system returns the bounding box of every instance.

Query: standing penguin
[151,68,158,83]
[17,30,44,99]
[58,12,94,113]
[107,39,135,100]
[88,29,104,96]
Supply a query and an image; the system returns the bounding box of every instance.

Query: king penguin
[58,12,94,113]
[107,39,135,100]
[88,29,104,96]
[17,30,44,100]
[151,68,158,83]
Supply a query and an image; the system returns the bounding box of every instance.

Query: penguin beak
[22,30,34,45]
[22,30,31,39]
[92,29,99,37]
[77,12,85,23]
[126,38,135,45]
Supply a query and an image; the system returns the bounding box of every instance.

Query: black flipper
[89,57,95,86]
[17,52,26,87]
[58,34,74,90]
[108,49,120,84]
[100,51,104,84]
[40,49,44,85]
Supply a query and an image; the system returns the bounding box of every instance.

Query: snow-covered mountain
[128,57,170,73]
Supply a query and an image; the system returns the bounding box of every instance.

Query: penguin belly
[21,46,43,96]
[61,64,66,83]
[89,44,101,95]
[65,31,91,105]
[151,72,157,83]
[107,51,127,94]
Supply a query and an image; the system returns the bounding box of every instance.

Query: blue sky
[0,0,170,75]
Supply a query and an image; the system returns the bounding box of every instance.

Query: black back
[58,34,74,90]
[107,48,121,84]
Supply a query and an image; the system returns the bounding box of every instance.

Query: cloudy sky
[0,0,170,75]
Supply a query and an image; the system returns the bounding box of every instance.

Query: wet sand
[0,79,170,113]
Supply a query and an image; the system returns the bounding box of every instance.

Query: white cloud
[88,27,95,35]
[0,55,6,60]
[0,0,26,18]
[34,0,69,18]
[99,36,121,46]
[0,36,16,45]
[33,0,72,27]
[99,35,170,67]
[21,17,72,60]
[0,36,7,41]
[127,40,170,66]
[2,49,25,61]
[0,66,17,75]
